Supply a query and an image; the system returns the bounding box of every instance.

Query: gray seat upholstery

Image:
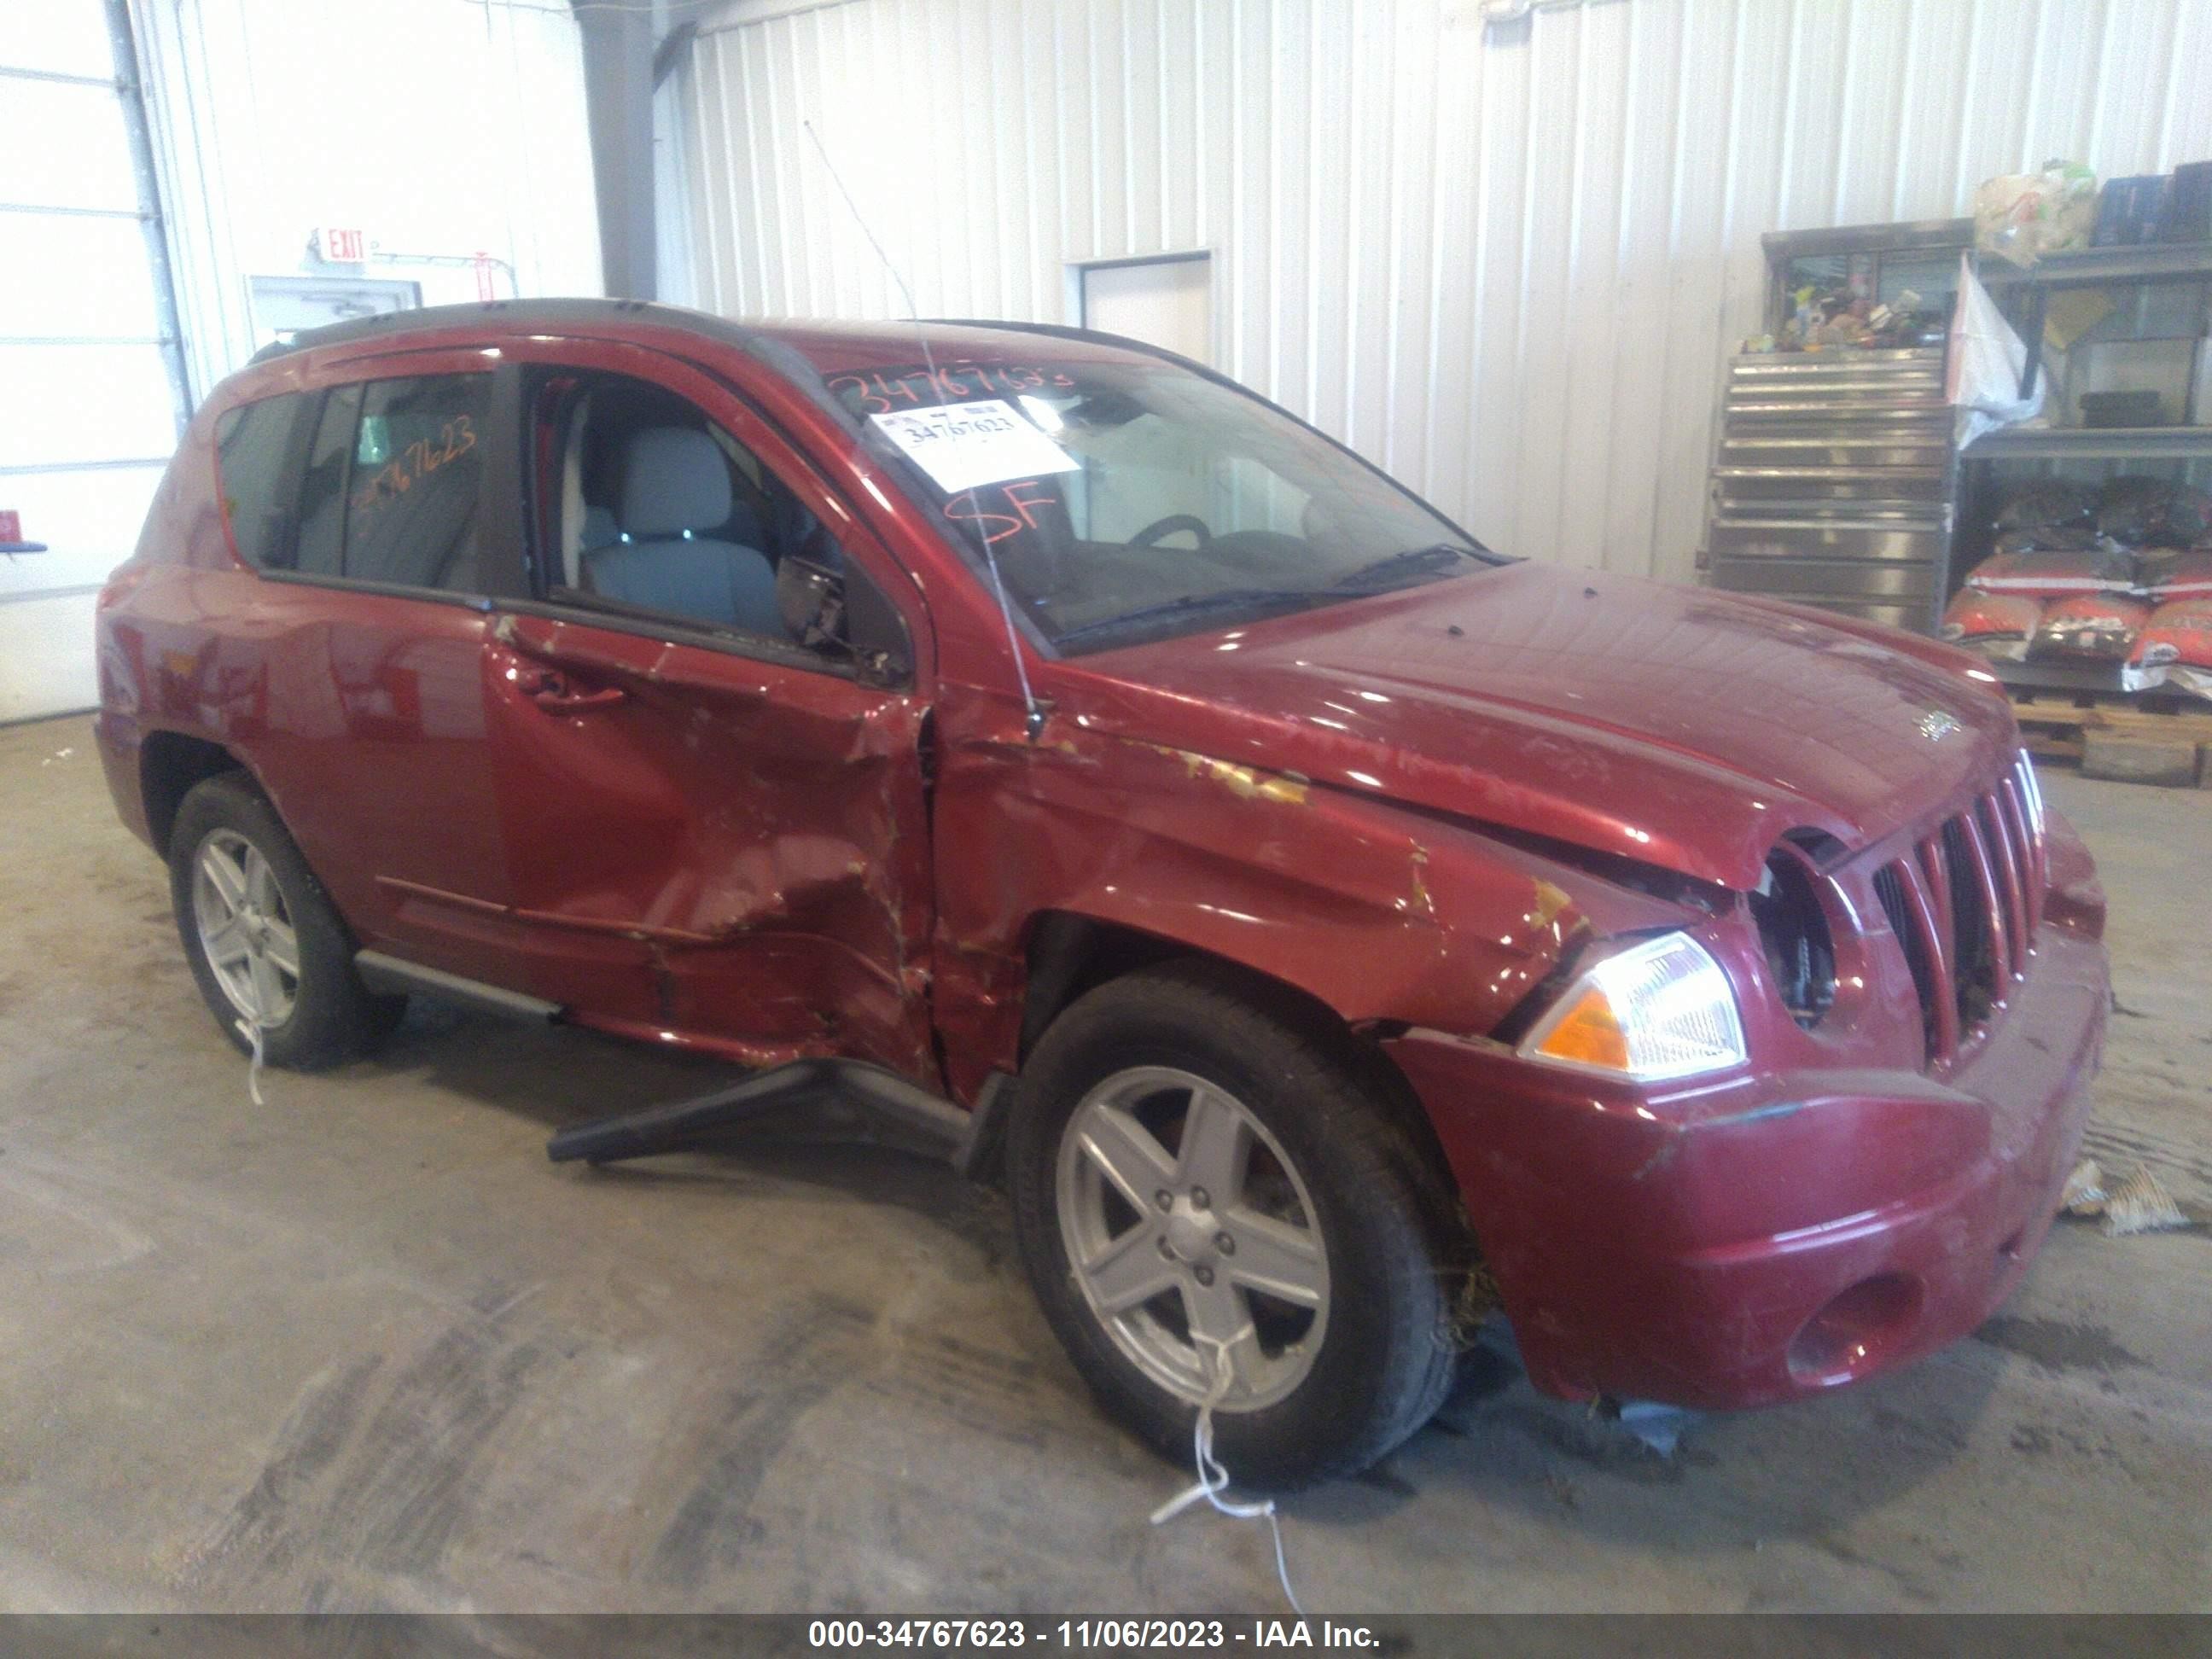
[584,427,783,636]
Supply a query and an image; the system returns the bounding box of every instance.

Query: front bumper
[1387,920,2107,1410]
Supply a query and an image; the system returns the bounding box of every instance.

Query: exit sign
[0,510,20,544]
[319,226,368,263]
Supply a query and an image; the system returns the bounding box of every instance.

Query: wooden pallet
[2005,684,2212,782]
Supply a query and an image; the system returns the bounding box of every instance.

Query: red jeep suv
[96,300,2107,1487]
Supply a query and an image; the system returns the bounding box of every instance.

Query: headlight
[1519,932,1748,1081]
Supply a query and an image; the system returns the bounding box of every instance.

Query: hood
[1052,561,2018,891]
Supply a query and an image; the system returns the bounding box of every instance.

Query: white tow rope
[1148,1330,1304,1615]
[233,1016,266,1107]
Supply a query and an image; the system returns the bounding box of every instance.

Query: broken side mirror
[779,544,912,688]
[843,562,913,688]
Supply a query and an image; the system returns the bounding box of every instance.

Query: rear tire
[1008,961,1463,1489]
[169,772,405,1069]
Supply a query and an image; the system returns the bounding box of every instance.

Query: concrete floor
[2,712,2208,1615]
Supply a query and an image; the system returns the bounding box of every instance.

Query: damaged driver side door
[480,341,937,1082]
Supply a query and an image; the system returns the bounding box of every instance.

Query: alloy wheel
[1055,1065,1329,1411]
[191,828,300,1028]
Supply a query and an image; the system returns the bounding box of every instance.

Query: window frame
[311,375,493,592]
[509,353,923,691]
[218,350,529,610]
[212,388,318,575]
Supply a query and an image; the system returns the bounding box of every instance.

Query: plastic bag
[2097,477,2212,549]
[1946,255,2043,447]
[1966,546,2134,598]
[1939,590,2043,661]
[2122,598,2212,696]
[1975,161,2098,267]
[2033,592,2153,661]
[1993,481,2098,535]
[2138,550,2212,602]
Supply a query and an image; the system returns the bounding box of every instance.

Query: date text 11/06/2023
[806,1619,1384,1650]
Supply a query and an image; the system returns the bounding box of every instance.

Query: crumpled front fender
[926,694,1706,1102]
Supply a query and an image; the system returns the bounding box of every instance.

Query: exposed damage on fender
[96,300,2109,1487]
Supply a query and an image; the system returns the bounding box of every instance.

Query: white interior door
[1071,256,1217,540]
[1080,256,1212,365]
[0,2,189,723]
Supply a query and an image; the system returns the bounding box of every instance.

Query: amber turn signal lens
[1517,931,1747,1082]
[1528,988,1633,1072]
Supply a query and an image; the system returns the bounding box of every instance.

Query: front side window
[294,374,490,592]
[817,355,1503,653]
[528,371,909,680]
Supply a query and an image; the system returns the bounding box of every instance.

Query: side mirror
[777,555,841,644]
[779,546,913,687]
[845,569,913,686]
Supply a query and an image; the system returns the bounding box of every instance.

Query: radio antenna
[802,119,1044,742]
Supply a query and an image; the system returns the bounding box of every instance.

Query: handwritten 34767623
[350,416,477,516]
[830,362,1074,414]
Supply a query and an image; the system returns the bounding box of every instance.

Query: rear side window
[294,374,490,592]
[213,393,311,570]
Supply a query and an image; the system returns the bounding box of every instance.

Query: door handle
[526,670,627,713]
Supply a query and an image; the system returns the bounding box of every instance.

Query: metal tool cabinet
[1700,219,1972,634]
[1702,346,1956,633]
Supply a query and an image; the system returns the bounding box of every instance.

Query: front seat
[583,427,783,637]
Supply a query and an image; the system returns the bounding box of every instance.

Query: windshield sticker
[868,399,1080,494]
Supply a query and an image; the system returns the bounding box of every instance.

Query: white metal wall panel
[132,0,603,401]
[678,0,2212,581]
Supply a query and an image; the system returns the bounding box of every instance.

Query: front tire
[169,772,404,1069]
[1008,962,1463,1489]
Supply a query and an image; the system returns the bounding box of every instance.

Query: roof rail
[247,297,745,364]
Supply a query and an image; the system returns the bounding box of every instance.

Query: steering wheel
[1126,514,1212,550]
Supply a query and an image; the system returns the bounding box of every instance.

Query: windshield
[824,353,1503,654]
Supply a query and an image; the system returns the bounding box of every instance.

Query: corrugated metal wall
[671,0,2212,581]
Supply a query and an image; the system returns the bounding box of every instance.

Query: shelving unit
[1957,243,2212,726]
[1966,427,2212,460]
[1979,242,2212,286]
[1699,228,2212,720]
[1978,241,2212,411]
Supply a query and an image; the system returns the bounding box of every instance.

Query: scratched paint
[1137,742,1312,807]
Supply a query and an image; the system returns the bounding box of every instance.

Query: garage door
[0,1,189,724]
